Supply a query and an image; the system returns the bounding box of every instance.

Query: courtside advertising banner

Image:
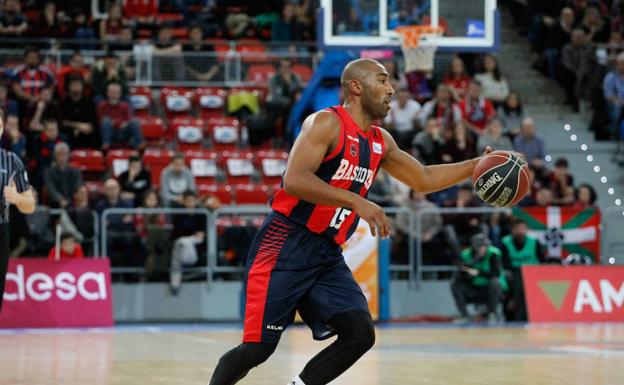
[0,258,113,328]
[523,265,624,322]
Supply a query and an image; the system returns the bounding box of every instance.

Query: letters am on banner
[0,258,113,328]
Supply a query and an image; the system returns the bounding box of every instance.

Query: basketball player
[0,109,36,312]
[208,58,492,385]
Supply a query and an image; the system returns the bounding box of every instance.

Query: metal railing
[48,208,100,257]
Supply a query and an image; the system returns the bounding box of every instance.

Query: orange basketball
[472,150,530,207]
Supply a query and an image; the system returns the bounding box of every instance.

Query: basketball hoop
[394,25,444,73]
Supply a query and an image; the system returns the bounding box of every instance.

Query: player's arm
[283,111,390,237]
[379,128,490,193]
[3,154,35,214]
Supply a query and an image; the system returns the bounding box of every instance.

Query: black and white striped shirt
[0,149,30,224]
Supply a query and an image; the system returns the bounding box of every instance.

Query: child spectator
[48,232,85,261]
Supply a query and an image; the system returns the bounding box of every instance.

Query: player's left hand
[3,180,21,205]
[481,146,493,157]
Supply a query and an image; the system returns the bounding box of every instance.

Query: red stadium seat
[198,183,233,205]
[246,64,276,85]
[170,117,206,151]
[160,87,194,119]
[129,86,152,116]
[254,149,288,184]
[236,41,267,63]
[234,183,270,205]
[106,149,139,177]
[69,150,106,181]
[184,149,220,184]
[291,63,313,83]
[212,41,231,62]
[138,116,168,143]
[143,148,175,187]
[221,150,255,183]
[195,87,227,119]
[156,13,184,23]
[206,116,240,150]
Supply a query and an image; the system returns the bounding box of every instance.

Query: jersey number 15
[330,208,352,229]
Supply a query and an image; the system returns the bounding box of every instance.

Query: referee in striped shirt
[0,109,35,312]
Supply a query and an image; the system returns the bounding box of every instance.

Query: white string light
[586,155,593,162]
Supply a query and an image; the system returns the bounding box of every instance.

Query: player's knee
[225,342,277,368]
[347,311,376,353]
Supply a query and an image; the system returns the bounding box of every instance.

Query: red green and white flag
[512,207,601,262]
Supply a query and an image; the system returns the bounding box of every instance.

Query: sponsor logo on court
[332,159,375,189]
[476,172,502,199]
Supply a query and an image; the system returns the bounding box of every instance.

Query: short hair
[128,155,141,163]
[23,46,39,57]
[60,232,76,242]
[511,218,528,228]
[182,189,196,198]
[554,158,569,168]
[54,142,70,154]
[67,74,84,86]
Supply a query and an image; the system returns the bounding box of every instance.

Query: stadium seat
[184,149,220,184]
[138,116,168,144]
[236,40,267,63]
[106,149,139,177]
[221,150,255,183]
[246,64,276,85]
[160,87,194,119]
[69,150,106,181]
[129,86,152,116]
[143,148,175,187]
[212,41,231,62]
[170,117,206,151]
[291,63,313,83]
[198,183,233,205]
[255,149,288,184]
[206,116,240,150]
[195,87,227,119]
[234,183,270,205]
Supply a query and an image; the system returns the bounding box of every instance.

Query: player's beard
[361,92,388,120]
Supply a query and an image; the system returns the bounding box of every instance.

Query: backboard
[318,0,499,52]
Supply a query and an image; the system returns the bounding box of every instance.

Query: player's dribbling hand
[481,146,493,157]
[353,197,391,238]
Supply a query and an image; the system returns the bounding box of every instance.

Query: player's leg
[209,342,277,385]
[0,224,9,312]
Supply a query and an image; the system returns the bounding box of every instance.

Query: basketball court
[1,323,623,385]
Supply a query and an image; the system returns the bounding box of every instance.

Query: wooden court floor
[1,323,623,385]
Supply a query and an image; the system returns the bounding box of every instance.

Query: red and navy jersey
[11,65,55,98]
[271,105,386,245]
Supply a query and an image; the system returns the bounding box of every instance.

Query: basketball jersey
[271,105,386,245]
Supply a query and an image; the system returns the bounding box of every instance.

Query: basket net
[394,25,444,73]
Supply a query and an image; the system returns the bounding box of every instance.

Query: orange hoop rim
[394,25,444,48]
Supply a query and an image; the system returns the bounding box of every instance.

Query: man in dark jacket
[43,142,83,208]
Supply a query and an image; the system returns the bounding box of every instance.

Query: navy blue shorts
[242,211,369,344]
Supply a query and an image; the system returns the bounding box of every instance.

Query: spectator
[367,170,408,207]
[549,158,575,205]
[61,76,99,148]
[602,52,624,160]
[33,119,67,187]
[271,3,305,49]
[535,187,553,207]
[63,185,96,254]
[98,2,127,41]
[152,25,183,81]
[513,117,547,168]
[0,0,28,38]
[557,28,594,112]
[58,52,92,99]
[573,183,597,208]
[2,114,26,159]
[537,7,575,77]
[69,9,96,46]
[477,117,514,154]
[497,92,525,138]
[160,153,196,206]
[501,219,544,321]
[419,84,463,132]
[267,59,303,125]
[11,47,55,107]
[123,0,158,28]
[474,55,509,107]
[450,233,503,324]
[382,59,408,90]
[384,88,421,149]
[28,86,62,134]
[460,80,495,133]
[579,6,610,44]
[444,184,483,247]
[43,142,84,208]
[92,52,129,100]
[443,56,471,102]
[109,27,137,78]
[32,2,67,39]
[0,82,18,116]
[183,24,219,82]
[98,82,143,151]
[118,155,151,206]
[411,116,445,165]
[137,189,169,281]
[170,190,206,295]
[48,232,85,261]
[441,121,477,163]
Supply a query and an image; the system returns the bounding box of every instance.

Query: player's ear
[349,80,363,96]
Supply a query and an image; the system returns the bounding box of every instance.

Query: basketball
[472,151,530,207]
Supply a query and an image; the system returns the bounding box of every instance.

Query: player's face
[361,69,394,120]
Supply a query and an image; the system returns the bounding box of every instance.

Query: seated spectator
[549,158,575,205]
[32,2,67,39]
[118,156,151,206]
[441,121,477,163]
[170,190,206,295]
[137,189,170,281]
[28,86,62,134]
[602,52,624,161]
[557,28,595,112]
[474,55,509,107]
[98,3,127,42]
[443,56,471,102]
[497,91,524,138]
[579,6,610,44]
[460,80,495,133]
[11,47,55,108]
[444,184,483,247]
[183,25,219,82]
[43,142,84,208]
[419,84,462,132]
[0,0,28,39]
[200,192,222,211]
[535,187,553,207]
[382,59,408,90]
[411,116,445,165]
[535,7,575,78]
[271,2,306,50]
[451,233,503,324]
[92,52,129,100]
[63,185,96,255]
[2,114,26,159]
[384,88,421,150]
[160,153,196,207]
[501,219,544,321]
[573,183,598,208]
[267,59,303,125]
[61,76,99,148]
[513,117,547,168]
[69,9,96,46]
[0,82,18,116]
[58,52,92,99]
[123,0,158,29]
[477,117,514,154]
[109,27,137,78]
[48,232,85,261]
[33,119,67,187]
[152,25,183,82]
[98,82,143,151]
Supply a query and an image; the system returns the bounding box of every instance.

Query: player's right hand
[353,197,391,238]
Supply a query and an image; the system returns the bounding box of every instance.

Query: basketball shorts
[242,211,369,344]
